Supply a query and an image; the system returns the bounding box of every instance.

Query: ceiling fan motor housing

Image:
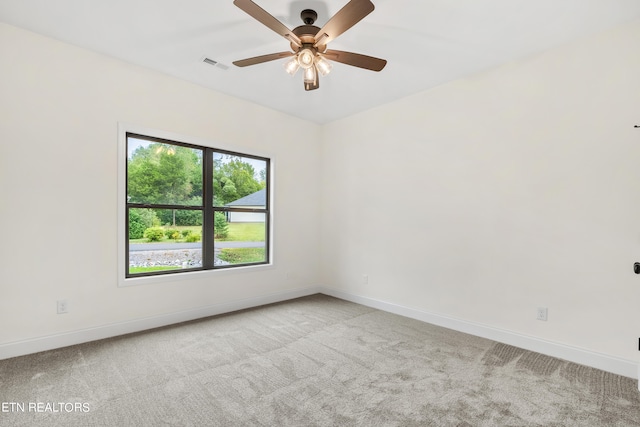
[300,9,318,25]
[291,25,326,52]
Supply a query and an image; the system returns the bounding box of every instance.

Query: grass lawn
[218,247,266,264]
[129,266,177,274]
[222,223,265,242]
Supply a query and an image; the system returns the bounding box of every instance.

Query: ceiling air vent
[202,57,229,70]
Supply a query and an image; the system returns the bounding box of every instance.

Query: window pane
[127,137,203,206]
[128,208,203,275]
[123,131,271,278]
[215,213,267,265]
[213,152,267,208]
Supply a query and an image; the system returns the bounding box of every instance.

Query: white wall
[0,23,321,350]
[2,17,640,376]
[320,20,640,365]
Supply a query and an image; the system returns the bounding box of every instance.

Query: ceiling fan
[232,0,387,91]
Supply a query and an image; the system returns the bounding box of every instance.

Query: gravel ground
[129,249,229,268]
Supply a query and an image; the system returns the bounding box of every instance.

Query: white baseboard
[319,287,638,380]
[2,285,637,383]
[0,286,321,361]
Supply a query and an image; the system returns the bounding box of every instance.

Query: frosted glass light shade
[284,57,299,75]
[315,56,332,76]
[298,48,315,69]
[303,65,317,84]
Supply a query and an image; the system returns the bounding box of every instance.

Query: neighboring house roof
[225,188,266,207]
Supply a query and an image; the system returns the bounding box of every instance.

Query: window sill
[118,262,275,288]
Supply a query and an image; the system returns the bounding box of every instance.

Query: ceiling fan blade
[233,51,294,67]
[233,0,302,47]
[323,49,387,71]
[313,0,374,46]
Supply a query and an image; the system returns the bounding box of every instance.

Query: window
[125,132,270,278]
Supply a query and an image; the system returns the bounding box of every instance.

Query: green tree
[128,209,146,239]
[128,208,158,239]
[128,148,264,225]
[155,197,203,226]
[259,168,267,187]
[214,212,229,239]
[127,143,201,206]
[128,143,202,226]
[213,156,264,205]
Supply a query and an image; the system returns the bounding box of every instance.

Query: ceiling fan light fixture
[303,65,317,84]
[284,57,300,75]
[298,48,315,69]
[315,56,332,76]
[233,0,387,91]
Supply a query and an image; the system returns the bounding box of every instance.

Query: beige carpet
[0,294,638,426]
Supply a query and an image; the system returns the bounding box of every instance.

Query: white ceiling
[2,0,640,124]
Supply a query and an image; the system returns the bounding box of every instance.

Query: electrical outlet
[536,307,548,321]
[57,299,69,314]
[363,274,369,284]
